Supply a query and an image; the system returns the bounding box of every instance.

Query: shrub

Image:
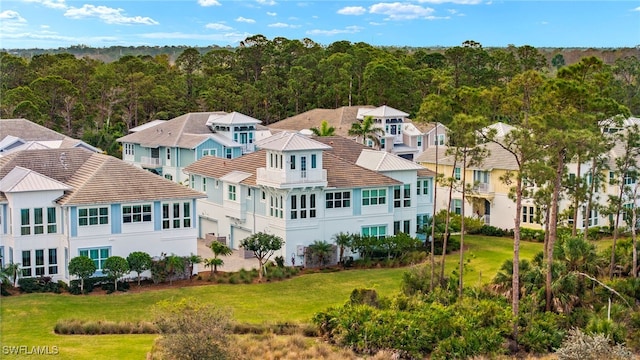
[519,312,566,354]
[18,277,61,293]
[54,319,158,335]
[474,225,511,237]
[555,328,633,360]
[520,228,545,242]
[68,276,111,294]
[349,288,379,307]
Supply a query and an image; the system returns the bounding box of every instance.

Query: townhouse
[184,133,435,267]
[0,147,205,282]
[117,111,267,184]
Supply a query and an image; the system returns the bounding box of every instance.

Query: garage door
[199,218,218,239]
[231,226,251,250]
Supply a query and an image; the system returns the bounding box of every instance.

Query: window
[215,180,220,189]
[247,188,252,198]
[326,191,351,209]
[362,225,387,239]
[162,202,191,229]
[0,247,3,268]
[311,154,317,169]
[404,220,411,234]
[473,170,489,184]
[190,175,195,189]
[435,133,445,146]
[417,136,422,147]
[522,206,535,223]
[301,156,307,177]
[624,172,636,185]
[228,185,237,201]
[47,207,57,233]
[362,188,386,206]
[394,221,400,235]
[20,209,30,235]
[78,207,108,226]
[452,199,462,215]
[416,214,430,232]
[417,179,430,196]
[261,190,266,202]
[202,177,207,192]
[124,143,135,156]
[48,249,58,275]
[454,167,461,181]
[393,185,410,208]
[225,148,232,159]
[270,195,284,218]
[609,171,615,185]
[166,148,171,161]
[34,208,44,234]
[22,250,31,277]
[202,149,216,157]
[588,208,599,226]
[291,194,316,219]
[35,249,45,276]
[122,204,152,223]
[290,155,296,170]
[165,174,173,181]
[79,247,110,271]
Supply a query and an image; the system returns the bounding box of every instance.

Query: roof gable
[206,112,262,126]
[358,105,409,119]
[257,132,332,152]
[0,166,71,193]
[356,149,424,172]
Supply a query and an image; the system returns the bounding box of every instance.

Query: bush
[473,225,511,237]
[100,280,130,294]
[55,319,158,335]
[69,276,110,295]
[519,312,566,354]
[349,288,379,307]
[555,328,633,360]
[18,277,62,294]
[520,228,545,242]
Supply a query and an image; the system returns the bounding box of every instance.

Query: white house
[117,111,268,184]
[183,134,435,267]
[0,148,205,282]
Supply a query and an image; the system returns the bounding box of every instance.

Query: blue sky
[1,0,639,49]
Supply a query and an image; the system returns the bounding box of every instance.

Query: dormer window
[290,155,296,170]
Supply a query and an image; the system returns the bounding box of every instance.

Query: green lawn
[0,235,543,360]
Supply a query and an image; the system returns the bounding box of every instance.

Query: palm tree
[204,258,224,275]
[310,120,336,136]
[185,253,203,281]
[332,232,351,265]
[208,241,232,274]
[348,115,384,148]
[307,240,334,268]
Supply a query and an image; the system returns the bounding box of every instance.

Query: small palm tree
[204,258,224,275]
[307,240,334,268]
[332,232,351,265]
[185,254,203,281]
[348,115,384,148]
[310,120,336,136]
[209,241,232,273]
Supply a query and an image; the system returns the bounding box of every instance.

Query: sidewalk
[196,237,258,273]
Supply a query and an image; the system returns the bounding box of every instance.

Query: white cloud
[306,25,363,36]
[447,9,457,14]
[541,21,549,25]
[369,21,385,26]
[256,0,277,5]
[141,31,250,43]
[370,2,436,20]
[64,5,159,25]
[22,0,67,10]
[0,10,27,33]
[337,6,367,15]
[0,10,27,22]
[632,6,640,12]
[198,0,221,6]
[267,11,277,16]
[206,22,233,30]
[268,22,300,28]
[417,0,482,4]
[236,16,256,23]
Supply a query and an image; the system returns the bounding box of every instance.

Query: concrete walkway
[196,237,258,273]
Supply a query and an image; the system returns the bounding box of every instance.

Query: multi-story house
[117,111,265,184]
[0,147,205,282]
[183,134,435,266]
[269,105,448,161]
[0,118,100,156]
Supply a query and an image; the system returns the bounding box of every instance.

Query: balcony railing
[256,168,327,188]
[475,182,493,193]
[141,156,161,168]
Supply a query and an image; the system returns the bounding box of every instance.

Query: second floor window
[162,202,191,229]
[417,179,430,196]
[228,185,237,201]
[454,167,461,181]
[124,143,135,156]
[290,194,316,219]
[326,191,351,209]
[363,188,386,206]
[78,207,108,226]
[122,204,152,223]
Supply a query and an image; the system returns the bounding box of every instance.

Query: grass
[0,235,544,360]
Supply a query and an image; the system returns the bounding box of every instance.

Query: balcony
[475,182,494,194]
[140,156,161,168]
[256,168,327,189]
[241,143,255,154]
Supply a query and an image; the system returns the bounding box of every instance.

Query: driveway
[196,237,258,273]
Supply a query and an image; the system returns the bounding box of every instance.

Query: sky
[1,0,639,49]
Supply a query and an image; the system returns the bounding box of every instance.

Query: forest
[1,35,638,157]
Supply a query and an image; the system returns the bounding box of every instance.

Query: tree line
[1,36,638,158]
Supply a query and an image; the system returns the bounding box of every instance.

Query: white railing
[241,144,255,154]
[257,168,327,187]
[475,183,493,193]
[141,156,161,167]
